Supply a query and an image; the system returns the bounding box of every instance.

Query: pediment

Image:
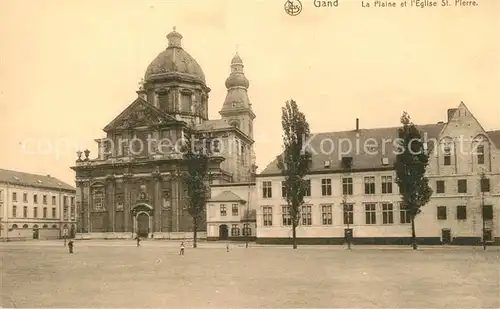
[104,98,177,131]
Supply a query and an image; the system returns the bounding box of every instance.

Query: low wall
[75,232,208,240]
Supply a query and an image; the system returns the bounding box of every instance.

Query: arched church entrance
[219,224,229,240]
[132,204,153,238]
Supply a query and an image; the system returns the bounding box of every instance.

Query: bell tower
[219,53,256,139]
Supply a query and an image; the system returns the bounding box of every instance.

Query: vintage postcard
[0,0,498,308]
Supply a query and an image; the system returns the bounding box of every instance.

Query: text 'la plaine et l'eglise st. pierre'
[361,0,478,7]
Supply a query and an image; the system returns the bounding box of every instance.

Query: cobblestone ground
[1,240,499,308]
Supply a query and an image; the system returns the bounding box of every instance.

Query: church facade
[71,28,257,239]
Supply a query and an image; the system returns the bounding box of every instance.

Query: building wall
[255,107,500,245]
[207,184,256,240]
[0,183,77,240]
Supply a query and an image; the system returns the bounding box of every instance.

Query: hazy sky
[1,0,499,185]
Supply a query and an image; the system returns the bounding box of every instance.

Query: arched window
[22,224,29,229]
[93,189,104,211]
[11,224,18,229]
[33,224,39,229]
[42,224,48,228]
[231,224,240,236]
[51,224,57,229]
[242,224,252,236]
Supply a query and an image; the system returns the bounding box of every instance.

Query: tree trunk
[411,216,417,250]
[292,222,297,249]
[193,218,198,248]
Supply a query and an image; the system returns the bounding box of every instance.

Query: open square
[1,241,499,308]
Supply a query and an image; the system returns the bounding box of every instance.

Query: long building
[0,169,76,240]
[254,102,500,245]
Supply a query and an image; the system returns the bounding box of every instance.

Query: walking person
[136,236,141,247]
[68,240,74,254]
[226,243,229,252]
[179,241,185,255]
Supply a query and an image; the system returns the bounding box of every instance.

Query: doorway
[219,224,229,240]
[137,213,149,238]
[441,229,451,244]
[483,229,492,242]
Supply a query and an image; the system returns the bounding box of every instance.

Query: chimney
[447,108,458,121]
[356,118,359,131]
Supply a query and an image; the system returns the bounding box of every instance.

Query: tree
[181,125,212,248]
[276,99,311,249]
[394,112,433,250]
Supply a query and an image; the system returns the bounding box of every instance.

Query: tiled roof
[259,123,445,176]
[0,168,75,191]
[487,130,500,149]
[209,190,244,202]
[196,119,233,131]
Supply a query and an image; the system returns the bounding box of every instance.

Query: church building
[71,28,257,239]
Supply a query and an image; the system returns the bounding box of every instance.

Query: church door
[219,224,229,240]
[137,213,149,238]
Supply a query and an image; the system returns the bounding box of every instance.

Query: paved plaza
[1,240,499,308]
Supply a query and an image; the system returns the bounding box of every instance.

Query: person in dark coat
[68,240,74,254]
[136,236,141,247]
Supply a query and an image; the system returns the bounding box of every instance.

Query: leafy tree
[276,99,311,249]
[394,112,433,250]
[181,125,212,248]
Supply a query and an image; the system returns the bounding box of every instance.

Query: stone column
[153,172,162,233]
[172,172,180,232]
[106,175,116,233]
[83,181,91,233]
[88,182,93,233]
[78,181,87,233]
[123,174,132,233]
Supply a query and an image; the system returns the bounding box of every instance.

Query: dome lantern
[167,26,182,48]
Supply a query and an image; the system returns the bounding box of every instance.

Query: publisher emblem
[284,0,302,16]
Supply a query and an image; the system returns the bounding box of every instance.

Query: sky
[0,0,499,186]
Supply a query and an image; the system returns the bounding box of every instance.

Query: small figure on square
[179,242,185,255]
[68,240,74,254]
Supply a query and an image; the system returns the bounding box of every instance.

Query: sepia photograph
[0,0,498,308]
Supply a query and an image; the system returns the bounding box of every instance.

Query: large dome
[144,28,206,83]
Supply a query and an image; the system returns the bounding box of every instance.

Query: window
[0,189,3,201]
[23,224,29,229]
[23,193,28,203]
[116,194,124,211]
[437,206,447,220]
[71,196,75,206]
[13,205,17,217]
[482,205,493,220]
[301,205,312,226]
[231,224,240,236]
[282,206,292,226]
[43,195,47,205]
[70,206,75,219]
[33,194,38,204]
[343,203,354,225]
[342,177,353,195]
[12,224,18,229]
[52,196,56,205]
[456,205,466,220]
[443,146,451,166]
[365,203,376,224]
[304,179,311,196]
[232,204,239,216]
[63,196,68,207]
[457,179,467,193]
[382,203,394,224]
[52,207,56,218]
[220,204,227,216]
[93,190,104,211]
[43,207,47,218]
[262,206,273,226]
[321,179,332,196]
[33,207,38,218]
[484,229,493,242]
[436,180,445,194]
[321,204,333,225]
[242,223,251,236]
[262,181,272,198]
[281,181,287,198]
[23,206,28,218]
[364,177,375,195]
[381,176,393,194]
[12,192,17,202]
[480,178,490,193]
[477,145,485,164]
[400,204,411,224]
